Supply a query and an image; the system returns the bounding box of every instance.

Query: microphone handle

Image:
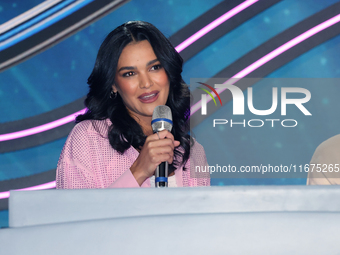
[155,161,168,187]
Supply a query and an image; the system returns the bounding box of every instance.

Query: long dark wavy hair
[76,21,191,172]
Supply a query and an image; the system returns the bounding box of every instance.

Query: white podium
[1,186,340,254]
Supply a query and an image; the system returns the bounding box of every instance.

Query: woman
[56,21,210,189]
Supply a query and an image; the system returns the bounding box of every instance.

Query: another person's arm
[307,134,340,185]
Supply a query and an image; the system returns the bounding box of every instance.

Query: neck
[142,125,153,136]
[128,111,153,136]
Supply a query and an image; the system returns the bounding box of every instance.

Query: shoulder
[191,139,204,150]
[59,119,113,161]
[307,134,340,184]
[312,134,340,160]
[62,119,112,152]
[310,134,340,168]
[184,139,210,182]
[190,139,207,162]
[69,119,112,139]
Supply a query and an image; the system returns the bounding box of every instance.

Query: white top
[150,175,177,187]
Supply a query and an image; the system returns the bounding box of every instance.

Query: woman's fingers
[147,130,180,164]
[146,130,180,149]
[130,130,181,185]
[148,129,175,141]
[148,146,175,163]
[146,138,174,151]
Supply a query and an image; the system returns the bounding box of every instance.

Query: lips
[138,91,159,103]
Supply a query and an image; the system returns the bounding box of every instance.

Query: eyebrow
[117,59,159,72]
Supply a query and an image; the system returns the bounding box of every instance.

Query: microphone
[151,105,173,188]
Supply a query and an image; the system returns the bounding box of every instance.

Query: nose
[139,72,153,89]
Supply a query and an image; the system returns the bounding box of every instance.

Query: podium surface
[8,185,340,227]
[1,186,340,255]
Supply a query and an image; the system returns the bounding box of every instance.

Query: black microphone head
[151,105,173,132]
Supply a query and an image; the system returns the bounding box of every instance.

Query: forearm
[108,168,149,188]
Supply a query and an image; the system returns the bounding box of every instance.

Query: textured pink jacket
[56,119,210,189]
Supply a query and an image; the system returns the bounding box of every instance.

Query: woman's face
[113,40,170,123]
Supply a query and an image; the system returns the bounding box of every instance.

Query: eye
[122,71,135,77]
[150,64,162,71]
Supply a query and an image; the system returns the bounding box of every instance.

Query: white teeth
[142,93,156,99]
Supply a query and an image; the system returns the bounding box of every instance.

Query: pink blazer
[56,119,210,189]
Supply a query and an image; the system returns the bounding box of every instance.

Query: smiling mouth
[138,91,159,103]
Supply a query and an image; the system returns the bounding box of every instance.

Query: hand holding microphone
[151,105,173,187]
[130,106,180,187]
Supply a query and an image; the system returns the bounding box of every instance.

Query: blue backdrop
[1,0,340,227]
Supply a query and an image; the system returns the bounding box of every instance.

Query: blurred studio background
[1,0,340,227]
